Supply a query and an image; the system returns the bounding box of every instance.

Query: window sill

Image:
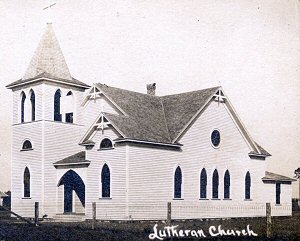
[173,198,184,200]
[99,197,112,200]
[244,199,253,201]
[22,197,31,199]
[223,198,232,200]
[275,204,281,206]
[97,148,115,151]
[211,198,221,200]
[199,198,209,200]
[20,149,34,152]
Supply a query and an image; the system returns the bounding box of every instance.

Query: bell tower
[6,24,90,218]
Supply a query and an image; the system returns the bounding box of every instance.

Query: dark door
[276,183,281,204]
[58,170,85,214]
[64,183,73,213]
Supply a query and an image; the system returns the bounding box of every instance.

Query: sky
[0,0,299,196]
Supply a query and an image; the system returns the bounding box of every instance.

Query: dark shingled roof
[6,72,90,89]
[53,151,90,166]
[81,83,270,156]
[97,84,219,144]
[262,171,296,182]
[161,87,219,140]
[97,84,172,143]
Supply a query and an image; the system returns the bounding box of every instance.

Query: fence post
[34,202,39,226]
[167,202,171,224]
[92,202,96,230]
[266,202,271,238]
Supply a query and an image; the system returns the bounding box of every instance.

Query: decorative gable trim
[79,112,125,145]
[172,87,220,143]
[173,87,264,156]
[81,84,127,116]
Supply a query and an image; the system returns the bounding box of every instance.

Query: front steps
[53,213,86,222]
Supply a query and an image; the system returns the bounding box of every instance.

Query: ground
[0,211,299,241]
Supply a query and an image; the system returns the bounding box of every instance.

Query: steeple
[6,24,89,89]
[23,23,72,80]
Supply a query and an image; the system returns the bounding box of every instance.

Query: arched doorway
[58,170,85,213]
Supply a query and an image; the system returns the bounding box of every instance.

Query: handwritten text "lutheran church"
[148,224,258,240]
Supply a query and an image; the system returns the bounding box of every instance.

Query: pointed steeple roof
[6,24,89,89]
[23,23,72,80]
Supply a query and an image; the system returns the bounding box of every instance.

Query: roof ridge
[160,98,172,143]
[161,86,221,98]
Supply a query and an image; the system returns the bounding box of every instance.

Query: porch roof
[53,151,90,166]
[262,171,296,183]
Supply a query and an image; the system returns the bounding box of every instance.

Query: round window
[211,130,221,148]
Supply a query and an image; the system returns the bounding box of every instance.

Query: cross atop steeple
[43,1,56,24]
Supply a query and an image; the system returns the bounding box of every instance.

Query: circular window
[211,130,221,148]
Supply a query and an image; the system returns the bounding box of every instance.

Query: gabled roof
[262,171,296,182]
[53,151,90,167]
[6,24,89,89]
[95,84,172,143]
[161,87,219,141]
[81,83,269,156]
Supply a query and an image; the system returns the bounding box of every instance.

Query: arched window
[22,140,32,150]
[65,91,74,123]
[23,167,30,197]
[200,168,207,199]
[101,164,110,198]
[174,166,182,199]
[224,170,230,199]
[212,169,219,199]
[54,90,62,121]
[100,138,113,149]
[30,90,35,121]
[21,91,26,123]
[245,171,251,200]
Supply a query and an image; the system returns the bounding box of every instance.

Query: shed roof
[53,151,90,166]
[262,171,296,182]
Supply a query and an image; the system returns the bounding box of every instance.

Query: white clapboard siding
[85,128,127,220]
[43,121,86,217]
[11,122,43,217]
[126,101,270,219]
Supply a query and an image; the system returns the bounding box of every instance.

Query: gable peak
[22,23,72,81]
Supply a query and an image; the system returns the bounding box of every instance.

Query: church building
[6,24,295,221]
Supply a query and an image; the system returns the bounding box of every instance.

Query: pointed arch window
[21,92,26,123]
[224,170,230,199]
[174,166,182,199]
[54,90,62,121]
[101,164,110,198]
[212,169,219,199]
[23,167,30,198]
[65,91,74,123]
[245,171,251,200]
[30,90,35,121]
[200,168,207,199]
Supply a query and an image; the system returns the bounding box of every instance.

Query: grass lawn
[0,212,299,241]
